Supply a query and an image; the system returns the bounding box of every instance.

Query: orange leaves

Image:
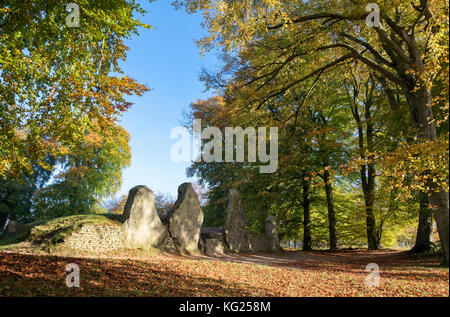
[66,75,149,120]
[1,1,151,180]
[190,96,227,127]
[0,250,448,297]
[337,136,449,201]
[84,131,103,146]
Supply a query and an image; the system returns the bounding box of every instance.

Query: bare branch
[339,33,394,68]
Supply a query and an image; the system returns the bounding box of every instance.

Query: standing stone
[200,227,225,255]
[223,189,249,253]
[204,239,224,256]
[265,215,281,251]
[200,227,224,241]
[121,185,167,249]
[247,233,270,252]
[165,183,204,254]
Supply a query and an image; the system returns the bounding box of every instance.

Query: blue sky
[116,1,219,198]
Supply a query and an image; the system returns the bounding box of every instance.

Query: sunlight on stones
[121,185,168,249]
[0,184,281,256]
[163,183,204,254]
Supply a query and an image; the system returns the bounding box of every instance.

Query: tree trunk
[352,87,379,251]
[430,191,449,266]
[410,191,433,253]
[323,164,337,251]
[0,182,10,232]
[365,92,379,250]
[0,212,8,232]
[363,187,378,250]
[373,13,448,264]
[405,87,449,266]
[302,175,312,251]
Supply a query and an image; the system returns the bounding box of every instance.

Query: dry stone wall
[2,220,23,238]
[64,224,123,252]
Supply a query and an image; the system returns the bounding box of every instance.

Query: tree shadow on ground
[189,249,447,283]
[0,252,270,297]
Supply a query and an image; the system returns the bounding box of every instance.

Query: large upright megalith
[165,183,204,254]
[223,189,249,253]
[265,215,281,251]
[121,185,167,249]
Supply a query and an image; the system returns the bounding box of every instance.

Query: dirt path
[196,248,443,271]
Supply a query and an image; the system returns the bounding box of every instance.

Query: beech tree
[176,0,449,264]
[1,0,150,179]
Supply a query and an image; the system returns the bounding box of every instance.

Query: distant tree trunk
[323,162,337,251]
[350,78,379,250]
[0,182,10,232]
[302,174,312,251]
[317,113,338,252]
[378,74,447,263]
[364,88,379,250]
[0,212,8,232]
[410,191,433,253]
[362,167,378,251]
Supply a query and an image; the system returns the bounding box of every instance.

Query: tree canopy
[1,0,150,178]
[177,0,449,263]
[1,0,151,223]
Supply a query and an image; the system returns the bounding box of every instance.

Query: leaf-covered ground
[0,249,448,297]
